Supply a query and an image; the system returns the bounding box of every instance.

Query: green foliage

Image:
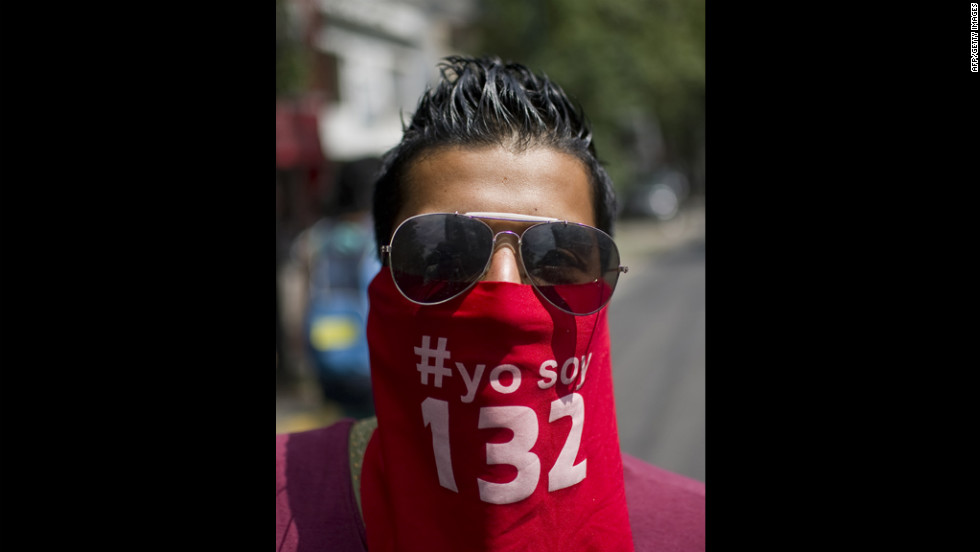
[276,0,309,96]
[466,0,705,197]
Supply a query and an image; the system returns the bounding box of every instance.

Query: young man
[276,55,705,552]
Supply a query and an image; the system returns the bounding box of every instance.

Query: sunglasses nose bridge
[482,230,526,284]
[490,230,524,260]
[491,229,521,241]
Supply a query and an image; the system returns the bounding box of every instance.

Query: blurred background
[276,0,705,482]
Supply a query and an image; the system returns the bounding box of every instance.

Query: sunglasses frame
[381,211,628,315]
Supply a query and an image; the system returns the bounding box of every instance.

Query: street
[609,210,705,483]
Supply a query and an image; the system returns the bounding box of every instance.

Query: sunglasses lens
[389,214,493,304]
[521,223,621,315]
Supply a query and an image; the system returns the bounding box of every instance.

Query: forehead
[396,145,595,230]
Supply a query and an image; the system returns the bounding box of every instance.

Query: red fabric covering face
[361,270,635,552]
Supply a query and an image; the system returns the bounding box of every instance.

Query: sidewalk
[614,198,705,261]
[276,375,347,434]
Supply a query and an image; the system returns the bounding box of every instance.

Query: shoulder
[276,418,354,460]
[622,454,705,552]
[276,419,368,552]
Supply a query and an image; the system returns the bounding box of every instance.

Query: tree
[276,0,309,97]
[464,0,705,199]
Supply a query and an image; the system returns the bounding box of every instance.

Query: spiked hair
[372,55,617,256]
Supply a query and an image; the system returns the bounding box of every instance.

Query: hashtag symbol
[415,335,453,388]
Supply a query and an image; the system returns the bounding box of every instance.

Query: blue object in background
[304,216,381,418]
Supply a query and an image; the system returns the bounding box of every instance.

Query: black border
[1,5,264,546]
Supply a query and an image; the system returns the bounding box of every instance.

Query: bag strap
[348,416,378,525]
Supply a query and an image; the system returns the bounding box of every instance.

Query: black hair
[372,55,617,257]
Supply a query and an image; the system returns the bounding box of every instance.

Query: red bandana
[361,270,635,551]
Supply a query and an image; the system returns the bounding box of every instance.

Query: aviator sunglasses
[380,212,629,315]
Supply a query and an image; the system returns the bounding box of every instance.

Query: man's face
[394,145,596,285]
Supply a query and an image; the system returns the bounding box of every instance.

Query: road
[608,210,705,483]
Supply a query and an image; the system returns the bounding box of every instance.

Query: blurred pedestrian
[276,55,705,552]
[296,157,382,418]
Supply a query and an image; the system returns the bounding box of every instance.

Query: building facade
[276,0,477,383]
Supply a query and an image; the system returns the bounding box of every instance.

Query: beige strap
[348,416,378,524]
